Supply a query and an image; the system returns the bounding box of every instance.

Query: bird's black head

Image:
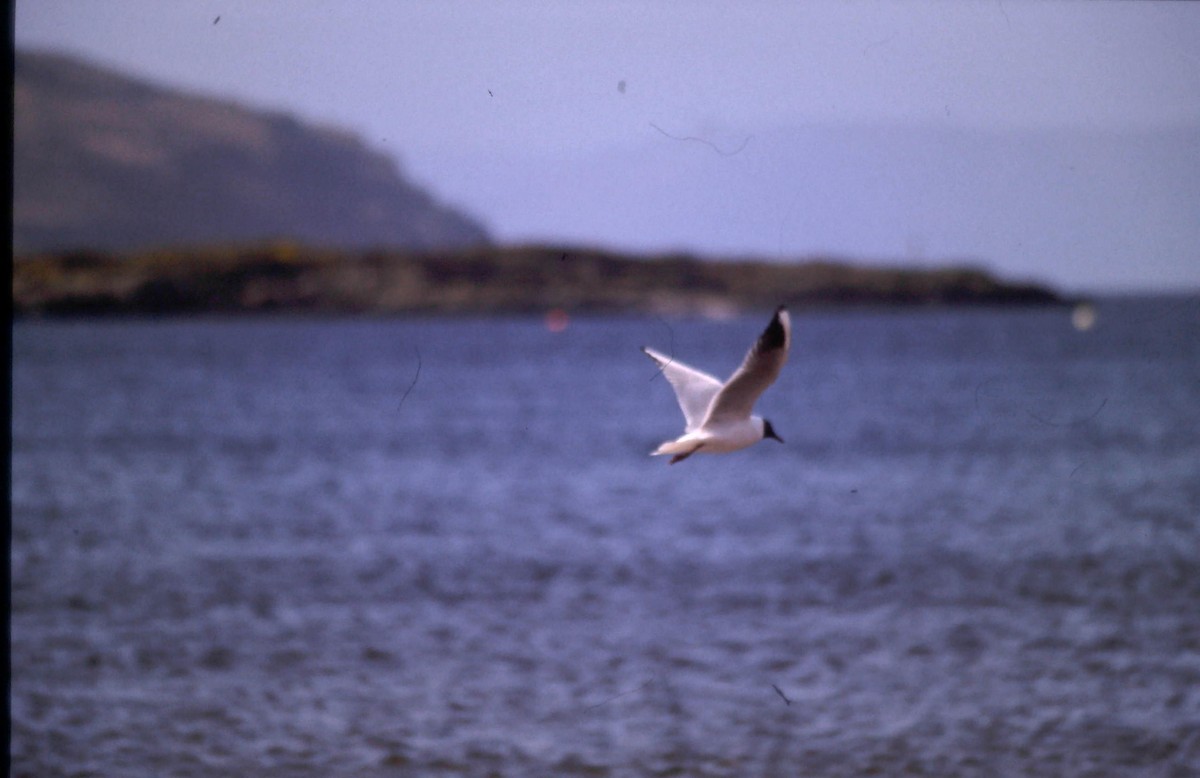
[763,419,784,443]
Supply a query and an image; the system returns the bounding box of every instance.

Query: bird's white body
[651,417,767,457]
[643,306,791,464]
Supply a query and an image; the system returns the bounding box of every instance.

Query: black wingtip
[758,307,788,352]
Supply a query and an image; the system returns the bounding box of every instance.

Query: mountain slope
[13,51,490,254]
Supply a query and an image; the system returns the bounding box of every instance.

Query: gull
[643,306,790,464]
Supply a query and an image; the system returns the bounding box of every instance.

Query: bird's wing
[642,346,724,431]
[703,306,790,424]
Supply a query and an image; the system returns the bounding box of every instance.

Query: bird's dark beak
[764,420,784,443]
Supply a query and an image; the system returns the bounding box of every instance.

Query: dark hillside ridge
[13,51,489,254]
[13,244,1063,316]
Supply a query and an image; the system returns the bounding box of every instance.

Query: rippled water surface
[12,299,1200,776]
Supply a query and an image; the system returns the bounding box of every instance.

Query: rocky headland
[14,243,1062,317]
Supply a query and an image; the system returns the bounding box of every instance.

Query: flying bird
[643,306,790,464]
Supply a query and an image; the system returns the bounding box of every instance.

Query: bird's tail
[651,438,689,456]
[651,438,703,464]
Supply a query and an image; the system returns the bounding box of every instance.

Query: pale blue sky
[16,1,1200,292]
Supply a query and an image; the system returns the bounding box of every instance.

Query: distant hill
[13,50,490,254]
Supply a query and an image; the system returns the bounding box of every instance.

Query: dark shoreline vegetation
[12,243,1064,317]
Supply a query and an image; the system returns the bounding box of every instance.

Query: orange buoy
[545,308,569,333]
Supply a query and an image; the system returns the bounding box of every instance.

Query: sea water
[11,298,1200,776]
